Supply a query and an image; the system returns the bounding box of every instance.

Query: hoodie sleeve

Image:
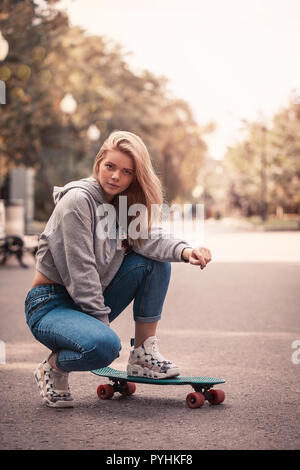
[46,194,110,326]
[132,226,192,262]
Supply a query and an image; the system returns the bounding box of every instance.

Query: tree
[269,99,300,213]
[0,0,69,214]
[223,97,300,218]
[0,0,209,220]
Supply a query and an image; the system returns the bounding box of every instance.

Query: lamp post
[59,93,77,181]
[0,32,9,61]
[0,31,9,104]
[87,124,100,142]
[260,124,268,222]
[87,124,100,165]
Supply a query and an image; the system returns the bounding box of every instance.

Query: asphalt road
[0,226,299,450]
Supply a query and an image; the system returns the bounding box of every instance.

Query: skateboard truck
[190,384,223,405]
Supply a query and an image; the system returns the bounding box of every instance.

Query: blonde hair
[92,130,163,246]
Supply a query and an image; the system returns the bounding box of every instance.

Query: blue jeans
[25,252,171,373]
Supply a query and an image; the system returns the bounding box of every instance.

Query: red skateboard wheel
[207,389,225,405]
[121,382,136,396]
[186,392,205,409]
[97,384,114,399]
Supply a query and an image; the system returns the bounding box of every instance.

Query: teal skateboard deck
[92,367,226,408]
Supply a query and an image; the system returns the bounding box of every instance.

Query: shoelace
[44,362,70,396]
[150,339,171,363]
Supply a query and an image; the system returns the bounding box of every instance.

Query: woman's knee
[84,329,121,368]
[159,260,171,278]
[151,259,171,284]
[129,253,171,280]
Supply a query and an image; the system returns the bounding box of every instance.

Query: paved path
[0,227,299,450]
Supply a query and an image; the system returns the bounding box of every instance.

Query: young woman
[25,130,212,408]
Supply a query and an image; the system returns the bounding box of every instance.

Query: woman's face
[97,149,135,202]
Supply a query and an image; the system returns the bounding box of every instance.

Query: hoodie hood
[52,176,122,260]
[53,177,106,205]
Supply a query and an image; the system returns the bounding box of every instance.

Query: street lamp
[0,32,9,61]
[60,93,77,115]
[260,124,268,222]
[60,93,77,181]
[87,124,100,141]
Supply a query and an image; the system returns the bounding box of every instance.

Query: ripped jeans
[25,252,171,373]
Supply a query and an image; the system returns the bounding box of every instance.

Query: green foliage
[0,0,208,220]
[224,99,300,217]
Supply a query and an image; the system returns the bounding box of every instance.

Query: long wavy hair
[92,130,164,247]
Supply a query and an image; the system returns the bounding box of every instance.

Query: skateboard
[91,367,226,409]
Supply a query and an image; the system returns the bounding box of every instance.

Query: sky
[57,0,300,160]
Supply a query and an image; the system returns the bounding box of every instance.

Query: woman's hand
[181,247,212,269]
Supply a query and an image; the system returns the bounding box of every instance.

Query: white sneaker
[127,336,180,379]
[34,357,74,408]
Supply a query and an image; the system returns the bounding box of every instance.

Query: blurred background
[0,0,300,241]
[1,2,300,451]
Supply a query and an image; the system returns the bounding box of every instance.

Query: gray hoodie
[36,177,191,326]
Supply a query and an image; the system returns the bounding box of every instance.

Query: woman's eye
[106,164,113,169]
